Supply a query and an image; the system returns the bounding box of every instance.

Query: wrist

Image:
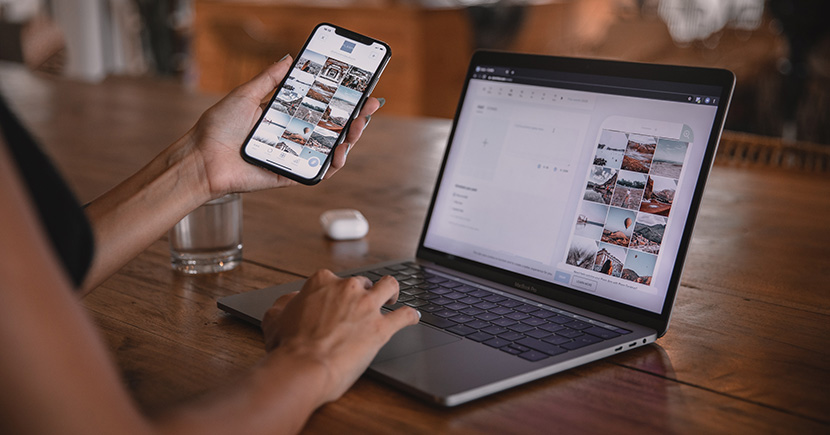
[263,341,334,408]
[165,128,215,205]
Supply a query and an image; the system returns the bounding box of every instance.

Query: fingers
[368,275,401,306]
[234,55,293,102]
[325,97,383,178]
[384,306,421,335]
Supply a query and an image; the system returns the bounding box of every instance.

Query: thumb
[235,55,293,101]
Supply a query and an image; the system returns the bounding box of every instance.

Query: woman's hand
[188,55,383,198]
[261,270,419,405]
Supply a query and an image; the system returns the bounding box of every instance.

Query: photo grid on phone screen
[568,129,690,286]
[250,49,372,162]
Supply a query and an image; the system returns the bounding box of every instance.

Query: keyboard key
[419,312,457,329]
[515,337,567,356]
[426,276,448,284]
[461,307,485,316]
[475,312,501,322]
[466,320,491,330]
[431,297,454,306]
[508,323,535,333]
[542,335,572,345]
[447,325,477,336]
[556,328,584,339]
[469,289,492,298]
[492,318,517,327]
[482,325,508,335]
[518,350,549,362]
[568,320,592,330]
[385,264,409,271]
[429,288,452,295]
[489,306,514,316]
[483,294,507,303]
[404,299,430,308]
[445,302,469,311]
[498,331,525,341]
[473,301,498,310]
[521,317,547,326]
[561,334,603,350]
[532,310,556,319]
[456,285,478,293]
[416,283,438,290]
[509,343,530,352]
[525,329,552,339]
[420,304,443,313]
[397,294,414,303]
[445,292,467,300]
[549,315,574,325]
[441,281,464,289]
[499,299,523,308]
[583,326,621,339]
[459,297,482,305]
[506,312,530,321]
[450,315,475,324]
[467,331,495,342]
[500,346,523,355]
[539,323,566,333]
[403,287,426,296]
[401,278,424,286]
[483,337,512,348]
[515,304,540,314]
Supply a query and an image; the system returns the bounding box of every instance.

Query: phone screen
[241,24,390,184]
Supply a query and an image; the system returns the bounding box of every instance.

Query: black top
[0,94,94,288]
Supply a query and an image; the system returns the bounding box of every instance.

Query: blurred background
[1,0,828,145]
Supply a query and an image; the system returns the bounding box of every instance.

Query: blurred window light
[658,0,764,44]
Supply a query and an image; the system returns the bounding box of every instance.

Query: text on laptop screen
[423,65,723,314]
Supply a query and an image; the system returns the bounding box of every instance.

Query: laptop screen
[422,53,732,315]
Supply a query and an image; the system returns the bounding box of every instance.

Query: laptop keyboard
[355,262,631,362]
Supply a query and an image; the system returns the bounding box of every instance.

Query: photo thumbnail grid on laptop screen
[423,64,723,314]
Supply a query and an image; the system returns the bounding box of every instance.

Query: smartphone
[240,23,391,185]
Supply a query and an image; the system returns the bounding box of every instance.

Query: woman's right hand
[261,270,419,404]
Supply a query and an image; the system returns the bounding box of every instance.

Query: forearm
[81,130,211,293]
[156,347,330,435]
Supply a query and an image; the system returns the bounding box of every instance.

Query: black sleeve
[0,94,94,289]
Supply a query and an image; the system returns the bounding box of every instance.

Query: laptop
[219,51,735,406]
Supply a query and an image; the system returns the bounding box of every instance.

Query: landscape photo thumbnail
[584,166,617,205]
[621,251,657,285]
[601,206,637,247]
[574,200,608,240]
[621,133,657,173]
[639,175,677,217]
[296,50,325,76]
[594,130,627,168]
[342,66,372,92]
[630,213,666,254]
[611,170,647,210]
[567,236,599,270]
[651,138,688,178]
[594,242,628,277]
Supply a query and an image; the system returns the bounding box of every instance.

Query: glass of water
[169,193,242,274]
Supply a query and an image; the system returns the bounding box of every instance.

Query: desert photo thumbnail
[639,175,677,217]
[567,236,599,270]
[320,57,350,83]
[593,242,627,277]
[296,50,325,76]
[318,86,360,131]
[651,138,688,179]
[574,200,609,240]
[281,118,314,146]
[594,130,627,168]
[308,78,337,104]
[602,206,636,247]
[630,213,666,255]
[584,166,617,205]
[342,66,372,92]
[307,127,338,154]
[621,251,657,285]
[295,97,326,125]
[611,170,647,210]
[621,134,657,173]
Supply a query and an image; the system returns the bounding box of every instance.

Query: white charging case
[320,209,369,240]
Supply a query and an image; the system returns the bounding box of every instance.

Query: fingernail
[377,97,386,108]
[416,309,422,320]
[364,114,372,126]
[344,142,353,157]
[278,54,290,62]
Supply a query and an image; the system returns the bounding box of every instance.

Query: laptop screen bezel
[416,50,735,336]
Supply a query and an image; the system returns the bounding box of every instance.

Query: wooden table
[2,64,828,433]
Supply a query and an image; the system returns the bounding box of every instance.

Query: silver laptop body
[220,51,735,406]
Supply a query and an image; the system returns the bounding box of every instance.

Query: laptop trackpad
[373,324,460,364]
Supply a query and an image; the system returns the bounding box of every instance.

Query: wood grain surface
[1,63,827,433]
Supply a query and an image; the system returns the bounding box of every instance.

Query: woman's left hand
[187,55,382,198]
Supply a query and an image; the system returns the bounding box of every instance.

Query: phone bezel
[240,23,391,185]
